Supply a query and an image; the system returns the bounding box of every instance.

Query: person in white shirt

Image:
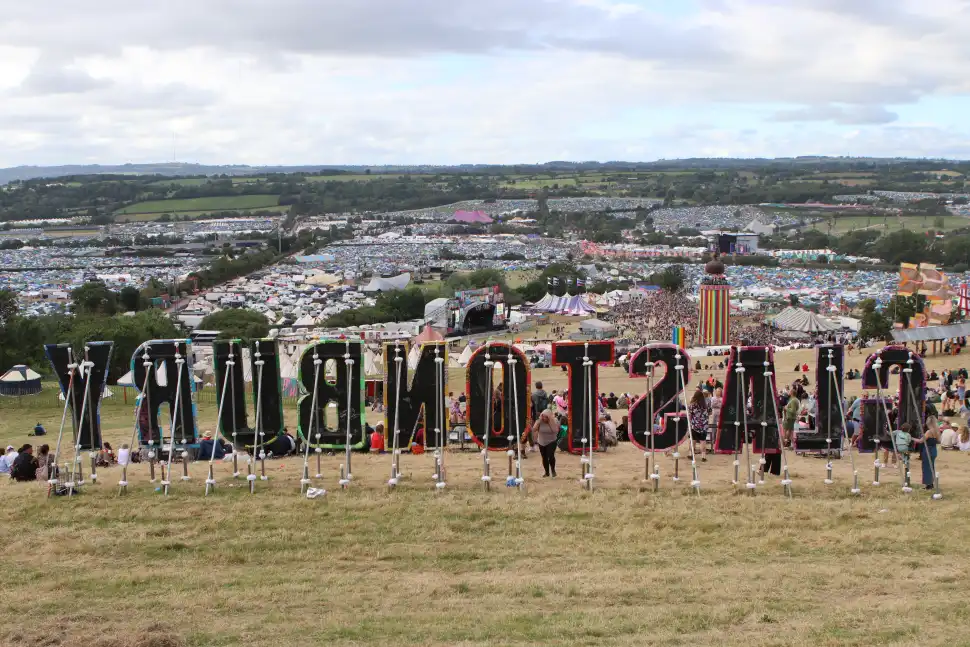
[958,425,970,452]
[0,445,18,475]
[117,444,131,467]
[941,423,960,449]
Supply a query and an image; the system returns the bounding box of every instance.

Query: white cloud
[1,0,970,164]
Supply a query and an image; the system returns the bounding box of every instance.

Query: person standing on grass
[687,387,710,460]
[532,408,559,478]
[782,388,799,447]
[915,421,941,490]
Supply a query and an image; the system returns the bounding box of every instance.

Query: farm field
[116,206,289,222]
[306,174,435,182]
[826,214,970,235]
[114,195,283,216]
[1,345,969,646]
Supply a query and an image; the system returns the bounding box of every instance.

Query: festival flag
[959,283,970,315]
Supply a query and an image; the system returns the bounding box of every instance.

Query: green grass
[825,214,970,235]
[2,347,970,646]
[114,195,282,215]
[116,206,289,222]
[148,178,212,187]
[306,174,434,182]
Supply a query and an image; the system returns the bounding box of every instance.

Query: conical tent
[533,293,557,310]
[414,325,444,343]
[363,349,382,376]
[562,295,596,315]
[0,364,42,396]
[458,345,474,366]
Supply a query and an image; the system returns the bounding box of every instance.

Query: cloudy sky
[2,0,970,166]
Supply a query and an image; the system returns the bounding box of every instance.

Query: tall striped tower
[698,254,730,346]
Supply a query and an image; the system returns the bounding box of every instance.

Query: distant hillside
[4,157,968,185]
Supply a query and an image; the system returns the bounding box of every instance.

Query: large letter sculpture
[857,397,891,453]
[297,340,365,449]
[466,343,530,451]
[213,340,249,446]
[862,345,926,431]
[552,341,615,454]
[250,338,287,453]
[383,341,448,449]
[714,346,781,455]
[628,343,690,450]
[45,342,114,450]
[131,339,199,447]
[794,344,845,452]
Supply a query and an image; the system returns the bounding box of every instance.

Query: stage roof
[891,322,970,342]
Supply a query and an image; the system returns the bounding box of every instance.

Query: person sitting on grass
[11,444,38,482]
[197,430,225,461]
[370,423,386,453]
[0,445,18,475]
[31,422,46,437]
[958,425,970,452]
[35,444,55,481]
[97,442,115,467]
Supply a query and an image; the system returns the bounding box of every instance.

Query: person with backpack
[893,423,914,475]
[531,382,549,421]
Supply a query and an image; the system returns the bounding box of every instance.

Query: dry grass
[1,345,968,646]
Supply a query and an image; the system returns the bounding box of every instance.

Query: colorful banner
[671,326,686,349]
[698,283,730,346]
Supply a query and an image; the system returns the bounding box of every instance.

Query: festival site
[5,2,970,646]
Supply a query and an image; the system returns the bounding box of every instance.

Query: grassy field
[114,195,282,216]
[306,174,435,182]
[1,345,968,646]
[148,178,212,187]
[116,206,288,222]
[825,214,970,235]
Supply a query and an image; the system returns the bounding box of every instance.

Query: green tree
[872,229,929,266]
[119,286,143,312]
[652,265,686,294]
[884,294,926,326]
[199,309,270,341]
[0,288,18,326]
[517,279,548,303]
[859,309,892,341]
[71,282,118,315]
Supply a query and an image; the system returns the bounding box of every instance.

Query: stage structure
[698,255,730,346]
[433,286,507,335]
